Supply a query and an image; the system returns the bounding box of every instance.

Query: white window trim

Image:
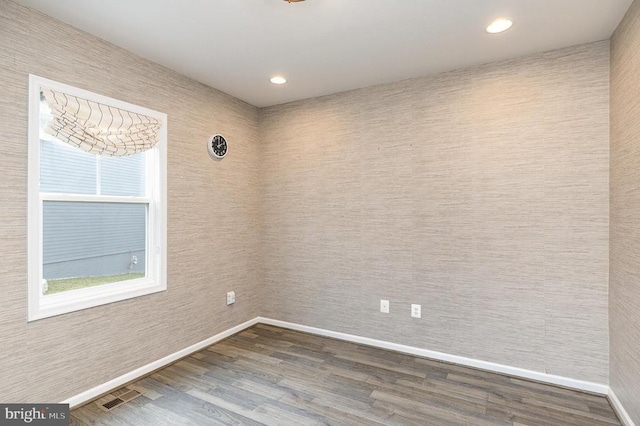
[27,75,167,322]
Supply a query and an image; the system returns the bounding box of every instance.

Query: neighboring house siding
[40,138,147,280]
[40,139,145,197]
[43,202,146,279]
[40,139,96,194]
[100,155,145,197]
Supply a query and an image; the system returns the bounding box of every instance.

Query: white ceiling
[15,0,633,107]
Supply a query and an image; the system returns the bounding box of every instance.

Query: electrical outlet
[380,299,389,313]
[411,304,421,318]
[226,291,236,305]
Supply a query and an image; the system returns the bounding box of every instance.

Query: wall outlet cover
[226,291,236,305]
[380,299,389,313]
[411,304,421,318]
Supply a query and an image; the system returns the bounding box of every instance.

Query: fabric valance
[43,88,162,157]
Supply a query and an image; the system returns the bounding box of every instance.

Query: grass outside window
[44,273,145,295]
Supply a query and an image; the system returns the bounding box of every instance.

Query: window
[28,75,167,321]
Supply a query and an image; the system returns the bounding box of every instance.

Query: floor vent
[97,387,142,412]
[101,398,124,410]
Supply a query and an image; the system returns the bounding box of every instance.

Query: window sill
[28,277,166,322]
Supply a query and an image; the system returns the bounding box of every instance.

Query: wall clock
[207,134,228,159]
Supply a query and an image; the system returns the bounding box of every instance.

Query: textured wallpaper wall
[0,1,261,402]
[259,41,611,384]
[611,0,640,422]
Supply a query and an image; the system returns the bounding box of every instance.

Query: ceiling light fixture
[284,0,305,3]
[486,18,513,34]
[270,76,287,85]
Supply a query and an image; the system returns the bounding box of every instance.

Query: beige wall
[259,41,611,383]
[611,0,640,422]
[0,1,261,402]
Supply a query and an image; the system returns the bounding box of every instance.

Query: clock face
[208,134,228,159]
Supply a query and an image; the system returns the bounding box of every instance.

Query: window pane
[42,201,147,294]
[100,152,146,196]
[40,139,97,194]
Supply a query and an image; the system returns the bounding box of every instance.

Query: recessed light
[270,76,287,85]
[486,18,513,34]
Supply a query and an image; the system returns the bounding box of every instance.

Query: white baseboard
[62,317,259,408]
[257,317,610,395]
[63,315,621,416]
[609,388,636,426]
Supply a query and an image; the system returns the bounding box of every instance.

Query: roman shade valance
[42,88,162,157]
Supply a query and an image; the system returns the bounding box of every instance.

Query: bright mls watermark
[0,404,68,425]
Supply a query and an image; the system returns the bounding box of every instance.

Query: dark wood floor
[70,324,621,425]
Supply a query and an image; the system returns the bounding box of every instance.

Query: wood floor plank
[487,393,621,426]
[70,325,621,425]
[310,396,396,425]
[317,360,373,382]
[399,376,490,402]
[372,398,507,426]
[231,378,289,400]
[186,388,272,425]
[371,388,487,418]
[588,403,625,422]
[251,403,319,426]
[278,393,382,426]
[277,377,375,408]
[334,352,429,379]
